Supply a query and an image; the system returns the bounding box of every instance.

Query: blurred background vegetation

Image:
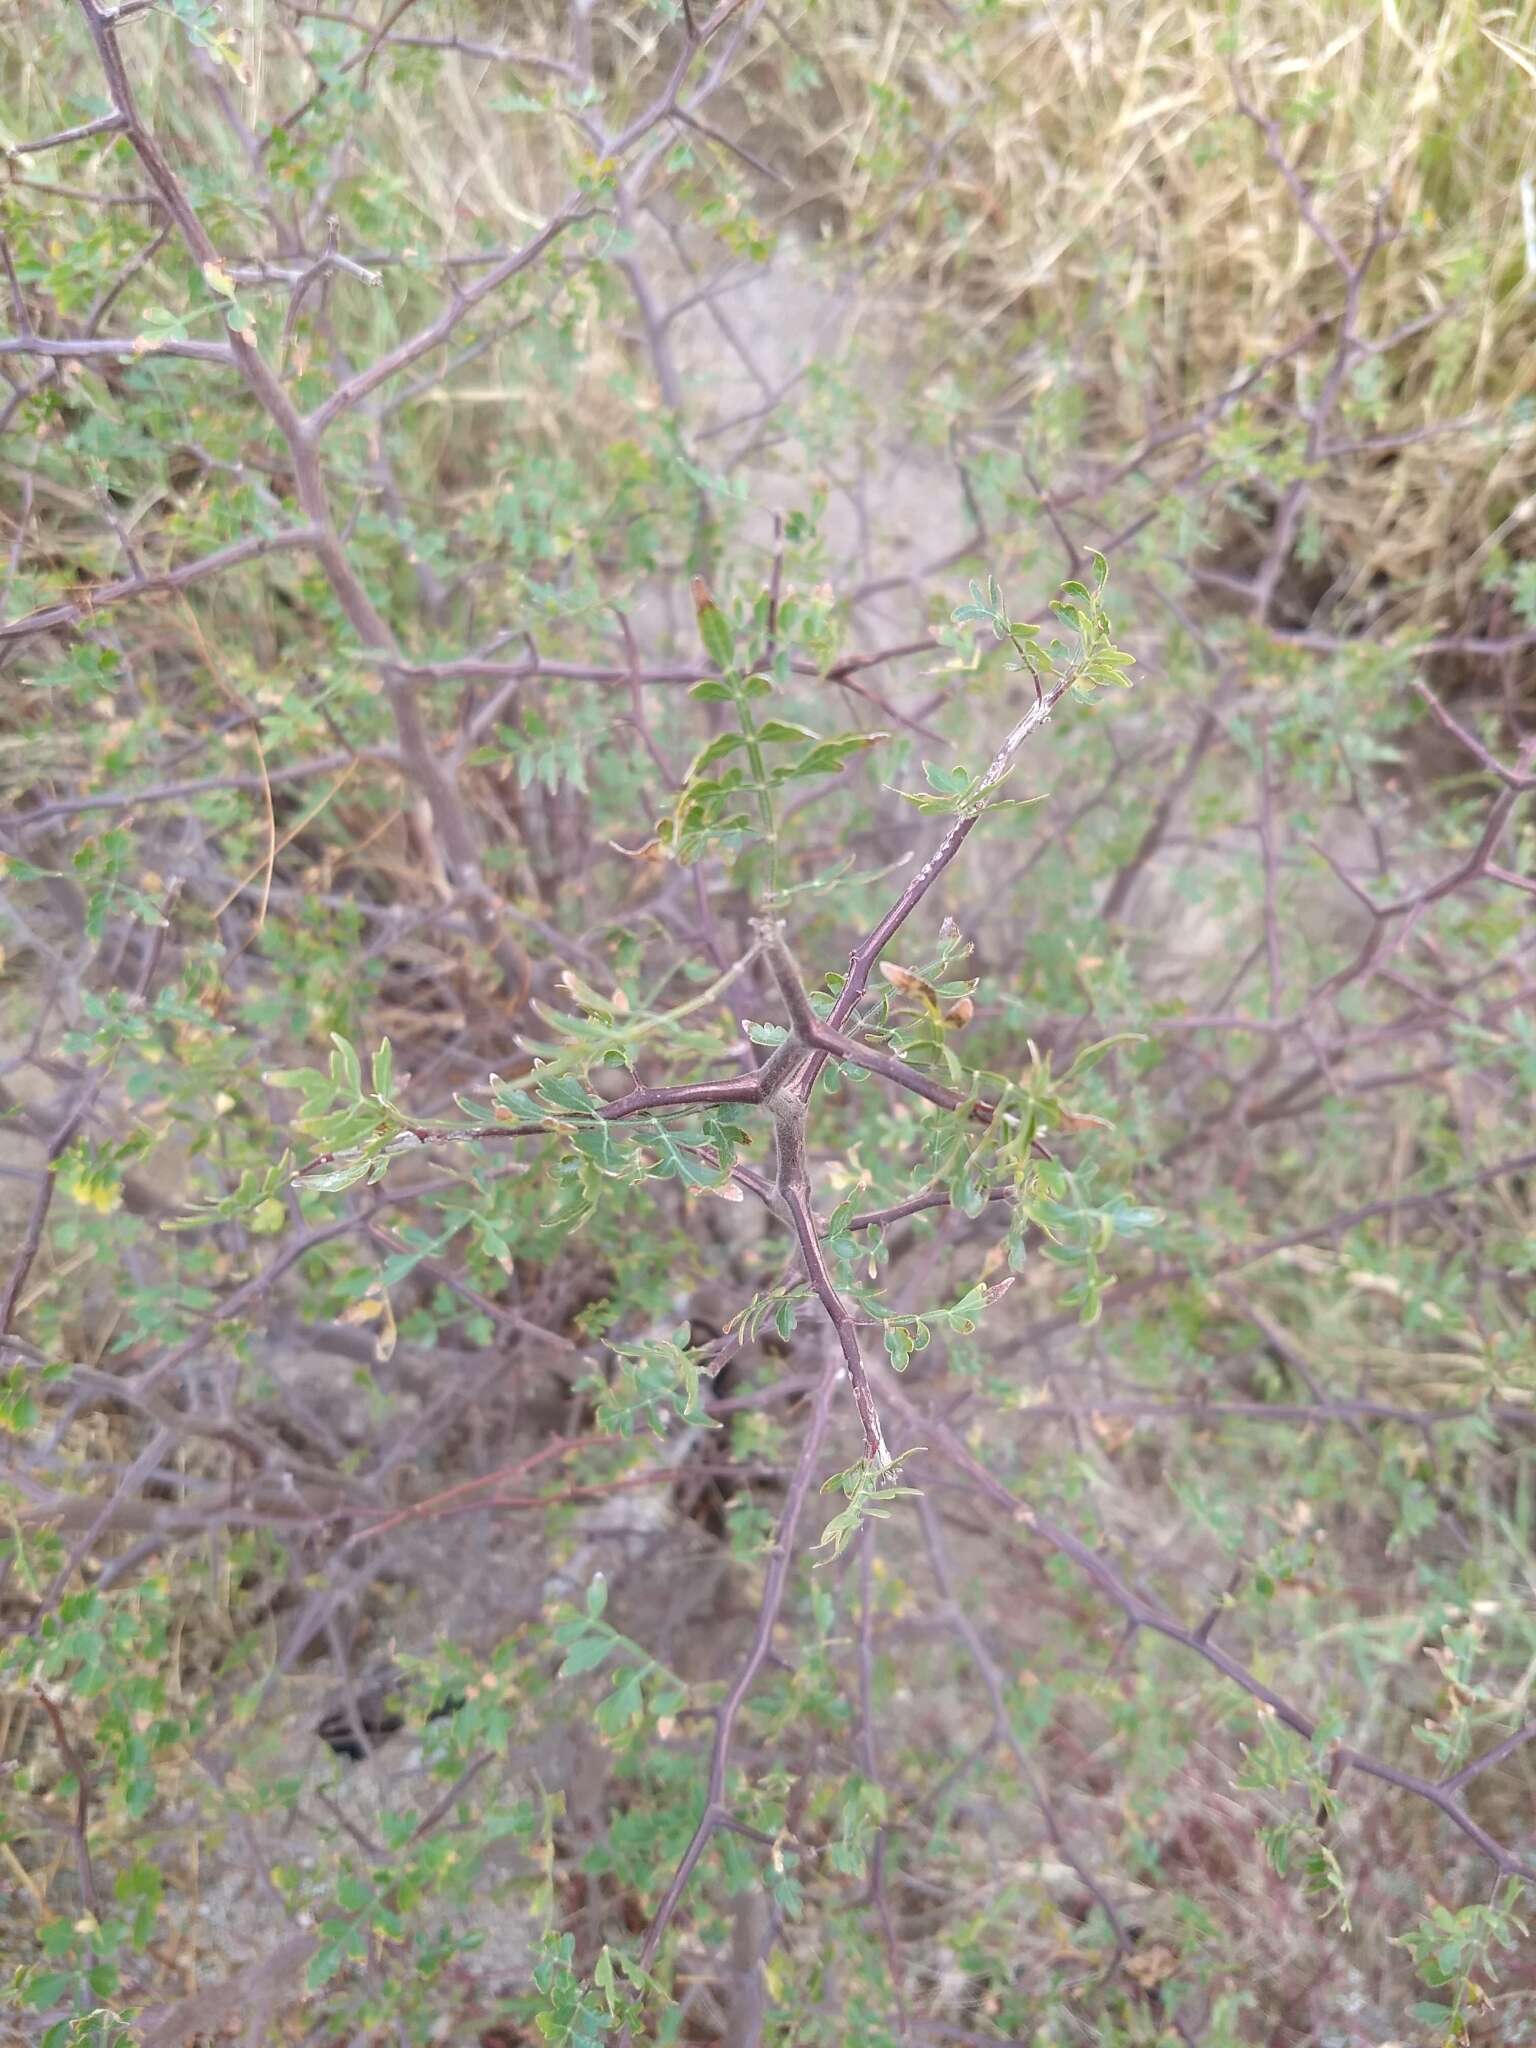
[2,3,1535,2044]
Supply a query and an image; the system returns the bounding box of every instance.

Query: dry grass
[768,1,1536,627]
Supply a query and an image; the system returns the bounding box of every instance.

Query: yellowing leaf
[374,1292,397,1361]
[1125,1944,1179,1989]
[879,962,938,1002]
[63,1170,121,1214]
[1057,1109,1111,1133]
